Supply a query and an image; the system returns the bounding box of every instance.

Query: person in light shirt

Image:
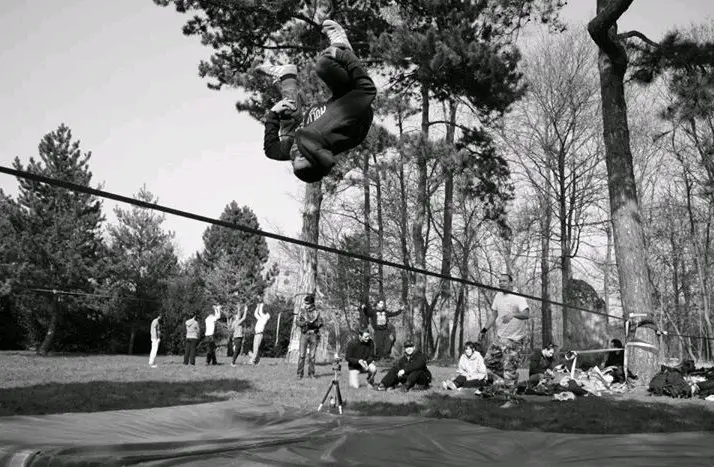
[249,297,270,365]
[205,304,222,366]
[480,273,530,390]
[148,314,161,368]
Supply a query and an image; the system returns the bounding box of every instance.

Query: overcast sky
[1,0,712,260]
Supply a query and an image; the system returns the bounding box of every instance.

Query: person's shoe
[231,363,236,367]
[441,380,449,390]
[500,401,515,409]
[473,389,482,396]
[376,384,387,391]
[256,63,298,83]
[150,364,157,368]
[321,20,352,50]
[297,374,304,380]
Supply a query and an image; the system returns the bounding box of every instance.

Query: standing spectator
[345,329,377,388]
[205,304,222,366]
[249,298,270,365]
[441,341,488,390]
[148,314,161,368]
[184,313,200,365]
[362,299,403,360]
[230,304,248,367]
[480,273,530,391]
[376,342,431,392]
[296,294,324,379]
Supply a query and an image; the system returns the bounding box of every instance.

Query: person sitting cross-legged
[442,341,489,391]
[528,342,558,386]
[376,342,431,392]
[345,329,378,388]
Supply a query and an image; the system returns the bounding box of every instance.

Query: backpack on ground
[648,367,691,398]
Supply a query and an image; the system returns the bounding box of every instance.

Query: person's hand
[501,315,512,324]
[545,369,554,377]
[359,359,368,370]
[397,369,405,378]
[270,99,296,116]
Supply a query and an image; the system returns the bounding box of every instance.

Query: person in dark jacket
[345,329,377,388]
[601,338,625,369]
[296,294,324,379]
[528,342,557,385]
[376,342,431,392]
[260,20,376,183]
[362,299,404,360]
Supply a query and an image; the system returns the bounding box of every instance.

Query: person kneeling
[442,341,488,391]
[528,342,558,386]
[376,342,431,392]
[345,329,377,388]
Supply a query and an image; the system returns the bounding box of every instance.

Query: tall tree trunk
[604,223,613,324]
[287,182,323,363]
[362,151,371,304]
[128,324,136,355]
[373,154,385,299]
[588,0,658,383]
[414,82,430,353]
[683,172,714,358]
[438,100,457,358]
[540,176,553,346]
[38,297,59,356]
[451,242,469,358]
[559,148,574,347]
[398,149,412,338]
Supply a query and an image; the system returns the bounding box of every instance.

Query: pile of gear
[648,360,714,400]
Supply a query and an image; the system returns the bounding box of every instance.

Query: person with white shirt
[249,298,270,365]
[184,313,200,365]
[205,304,222,366]
[480,273,530,390]
[148,314,161,368]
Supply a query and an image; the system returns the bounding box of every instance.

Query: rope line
[0,164,648,323]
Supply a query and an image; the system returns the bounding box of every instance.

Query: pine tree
[13,124,105,354]
[106,186,179,354]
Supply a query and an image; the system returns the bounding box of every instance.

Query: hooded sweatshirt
[457,351,487,381]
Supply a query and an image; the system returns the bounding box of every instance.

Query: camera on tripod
[332,356,342,372]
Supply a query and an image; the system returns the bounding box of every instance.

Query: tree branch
[587,0,634,59]
[618,30,659,48]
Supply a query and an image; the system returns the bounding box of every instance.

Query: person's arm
[386,307,404,318]
[366,340,375,364]
[403,352,427,373]
[315,314,324,329]
[474,353,488,378]
[263,101,298,161]
[511,297,530,320]
[361,304,375,318]
[345,341,360,366]
[456,355,468,377]
[236,309,247,325]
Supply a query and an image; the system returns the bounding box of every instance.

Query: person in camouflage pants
[480,273,530,396]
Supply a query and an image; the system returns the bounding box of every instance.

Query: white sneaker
[441,381,449,390]
[231,363,236,367]
[322,20,352,50]
[150,364,157,368]
[256,63,298,83]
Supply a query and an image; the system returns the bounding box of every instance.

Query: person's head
[291,143,326,183]
[404,342,416,355]
[376,300,385,311]
[303,294,315,308]
[463,341,477,357]
[611,338,624,349]
[498,273,514,291]
[359,329,371,343]
[542,342,557,358]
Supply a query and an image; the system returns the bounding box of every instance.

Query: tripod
[317,359,344,414]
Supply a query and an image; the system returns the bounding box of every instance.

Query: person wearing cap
[296,294,324,379]
[528,342,558,385]
[345,329,378,388]
[480,273,530,389]
[441,341,489,390]
[375,341,431,392]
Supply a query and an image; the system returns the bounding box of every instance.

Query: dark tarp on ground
[1,400,714,467]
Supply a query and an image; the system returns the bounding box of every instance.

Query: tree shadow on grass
[347,393,714,434]
[0,379,253,417]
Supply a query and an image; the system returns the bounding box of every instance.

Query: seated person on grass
[442,341,488,391]
[528,342,558,386]
[601,338,627,382]
[376,342,431,392]
[345,329,378,388]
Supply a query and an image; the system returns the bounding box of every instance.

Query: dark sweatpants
[374,328,391,360]
[454,375,489,389]
[380,367,430,389]
[292,47,376,182]
[206,336,217,365]
[184,338,198,365]
[231,337,244,364]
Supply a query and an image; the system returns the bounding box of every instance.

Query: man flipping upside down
[260,20,377,183]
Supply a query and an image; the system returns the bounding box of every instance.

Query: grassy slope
[1,351,713,434]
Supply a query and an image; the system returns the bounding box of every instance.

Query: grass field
[2,351,714,434]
